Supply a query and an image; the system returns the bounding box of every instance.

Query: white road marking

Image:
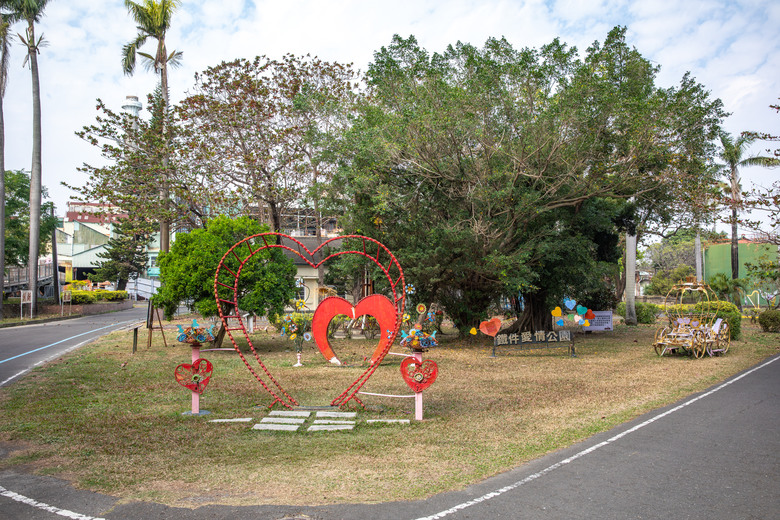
[0,320,136,365]
[0,484,105,520]
[0,369,29,387]
[415,355,780,520]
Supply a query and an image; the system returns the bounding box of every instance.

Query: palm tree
[0,12,14,319]
[9,0,50,316]
[717,131,779,286]
[121,0,182,253]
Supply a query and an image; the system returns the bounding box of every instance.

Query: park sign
[494,329,572,345]
[582,311,613,331]
[492,329,575,357]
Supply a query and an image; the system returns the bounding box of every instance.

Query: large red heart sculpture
[174,358,213,394]
[400,357,438,392]
[214,234,406,409]
[479,317,502,337]
[311,294,398,365]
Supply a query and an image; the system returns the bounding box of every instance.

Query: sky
[3,0,779,231]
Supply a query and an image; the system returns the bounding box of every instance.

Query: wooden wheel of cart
[717,322,730,355]
[653,327,668,356]
[691,330,706,359]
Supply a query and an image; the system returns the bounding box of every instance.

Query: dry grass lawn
[0,317,777,507]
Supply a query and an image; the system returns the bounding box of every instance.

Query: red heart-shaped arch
[214,234,406,409]
[311,294,398,365]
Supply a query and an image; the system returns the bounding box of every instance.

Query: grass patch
[0,317,776,507]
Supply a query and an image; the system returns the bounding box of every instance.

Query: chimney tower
[121,95,142,117]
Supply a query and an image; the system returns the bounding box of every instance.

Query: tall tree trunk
[504,290,550,333]
[51,205,59,300]
[729,163,740,281]
[616,246,627,303]
[625,232,637,325]
[159,62,171,253]
[730,206,739,280]
[268,199,281,233]
[313,179,325,291]
[695,230,703,282]
[26,20,42,316]
[1,70,6,319]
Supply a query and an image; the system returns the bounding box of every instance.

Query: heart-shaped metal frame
[400,357,438,392]
[213,233,406,409]
[174,358,213,394]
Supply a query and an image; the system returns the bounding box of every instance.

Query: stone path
[208,410,410,432]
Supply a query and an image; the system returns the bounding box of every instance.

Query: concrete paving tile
[252,423,300,431]
[269,410,311,417]
[315,411,357,418]
[307,424,355,431]
[260,417,306,424]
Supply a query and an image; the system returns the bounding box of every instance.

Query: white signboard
[582,311,613,331]
[62,290,72,303]
[21,290,33,319]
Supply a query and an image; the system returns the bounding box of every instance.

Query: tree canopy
[176,54,356,232]
[152,215,297,321]
[3,169,56,268]
[90,218,153,290]
[330,28,724,333]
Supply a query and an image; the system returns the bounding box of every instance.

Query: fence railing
[2,264,55,288]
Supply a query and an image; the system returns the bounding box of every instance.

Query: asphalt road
[0,306,148,387]
[0,326,777,519]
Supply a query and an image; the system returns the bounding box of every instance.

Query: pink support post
[414,351,423,421]
[191,345,200,414]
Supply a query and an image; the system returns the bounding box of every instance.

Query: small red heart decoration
[584,309,596,320]
[174,358,213,394]
[479,317,502,337]
[400,357,438,392]
[311,294,398,365]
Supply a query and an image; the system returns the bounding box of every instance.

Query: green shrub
[758,310,780,333]
[70,290,97,305]
[108,290,128,301]
[91,290,128,301]
[664,304,695,317]
[615,302,660,324]
[326,314,350,338]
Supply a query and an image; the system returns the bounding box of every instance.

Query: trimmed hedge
[69,290,129,305]
[616,302,661,324]
[92,290,128,301]
[758,310,780,333]
[70,290,98,304]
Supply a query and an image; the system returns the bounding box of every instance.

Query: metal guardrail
[2,264,55,290]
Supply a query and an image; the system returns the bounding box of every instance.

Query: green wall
[704,241,778,305]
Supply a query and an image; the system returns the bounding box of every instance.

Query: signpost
[61,290,72,316]
[21,290,33,319]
